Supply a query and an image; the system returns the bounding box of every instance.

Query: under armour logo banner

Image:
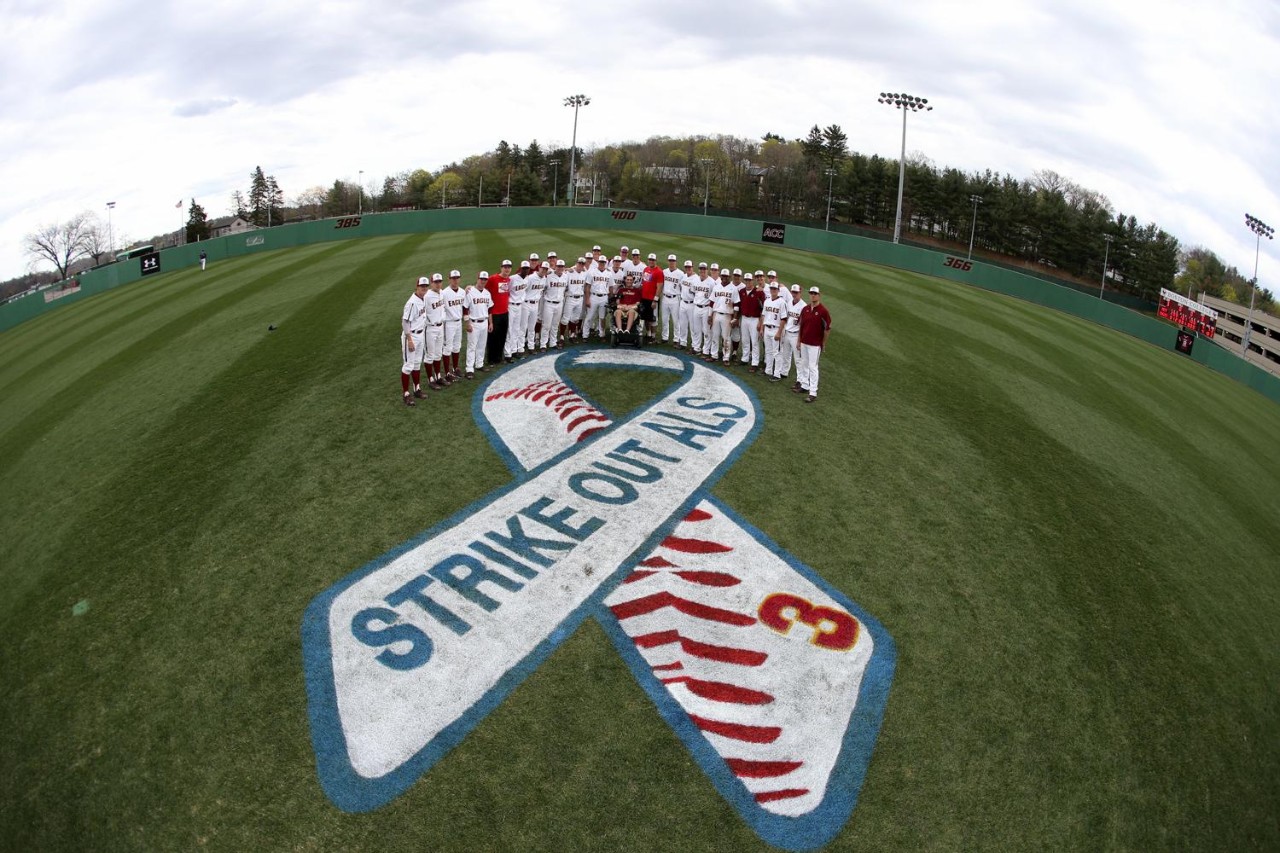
[301,351,895,850]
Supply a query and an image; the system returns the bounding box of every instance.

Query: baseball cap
[754,270,765,277]
[613,255,622,262]
[577,257,586,264]
[698,262,708,269]
[520,260,531,268]
[431,273,443,282]
[597,256,607,263]
[767,270,777,277]
[809,286,821,294]
[592,244,601,251]
[768,281,779,289]
[479,271,490,279]
[630,249,640,256]
[720,269,731,277]
[556,259,566,266]
[449,269,461,278]
[620,245,629,253]
[668,253,678,261]
[648,252,657,260]
[501,259,513,266]
[540,261,550,269]
[709,263,720,270]
[416,276,429,286]
[732,268,743,276]
[530,253,539,260]
[790,284,801,293]
[684,260,694,267]
[548,251,558,258]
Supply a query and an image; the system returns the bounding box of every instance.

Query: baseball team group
[399,244,833,407]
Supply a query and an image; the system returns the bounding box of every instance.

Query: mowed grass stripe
[0,228,1276,851]
[0,251,298,403]
[0,242,358,469]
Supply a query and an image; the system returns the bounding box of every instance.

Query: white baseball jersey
[565,269,587,299]
[544,272,567,303]
[402,292,426,332]
[623,259,643,280]
[442,286,466,322]
[691,274,713,307]
[589,267,612,298]
[423,289,446,324]
[785,296,804,333]
[710,281,739,314]
[464,285,492,320]
[611,266,628,293]
[680,272,697,303]
[526,272,549,304]
[662,266,683,298]
[508,272,527,307]
[762,295,788,328]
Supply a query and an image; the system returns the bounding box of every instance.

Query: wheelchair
[607,296,646,349]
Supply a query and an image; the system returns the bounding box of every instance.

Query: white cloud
[1,0,1277,285]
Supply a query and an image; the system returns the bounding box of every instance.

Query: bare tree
[24,213,94,280]
[80,213,113,265]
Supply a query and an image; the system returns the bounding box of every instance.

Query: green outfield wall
[5,207,1277,404]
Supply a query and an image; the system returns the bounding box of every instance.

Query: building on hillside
[209,216,256,239]
[1201,292,1280,376]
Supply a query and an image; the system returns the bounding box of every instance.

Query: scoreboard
[1158,289,1217,339]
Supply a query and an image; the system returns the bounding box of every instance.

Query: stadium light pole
[878,92,932,244]
[1242,213,1274,358]
[824,168,837,231]
[967,194,983,260]
[1099,234,1114,300]
[563,94,590,206]
[701,159,713,215]
[106,201,116,256]
[358,170,363,216]
[441,176,449,209]
[549,159,561,206]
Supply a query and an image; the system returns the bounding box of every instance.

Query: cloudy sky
[2,0,1277,285]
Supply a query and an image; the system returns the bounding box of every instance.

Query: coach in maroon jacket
[797,286,831,403]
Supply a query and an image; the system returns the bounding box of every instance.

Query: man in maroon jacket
[797,286,832,403]
[485,260,512,367]
[738,273,766,372]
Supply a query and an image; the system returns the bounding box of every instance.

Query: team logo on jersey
[301,351,895,850]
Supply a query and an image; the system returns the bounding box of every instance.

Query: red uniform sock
[400,373,410,393]
[411,369,421,389]
[452,353,459,372]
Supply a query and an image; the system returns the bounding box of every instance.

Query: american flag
[175,200,183,208]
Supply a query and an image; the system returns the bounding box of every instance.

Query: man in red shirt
[797,286,832,403]
[485,260,512,366]
[640,252,663,341]
[738,274,766,372]
[615,273,642,334]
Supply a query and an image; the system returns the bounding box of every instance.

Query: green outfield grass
[1,229,1277,852]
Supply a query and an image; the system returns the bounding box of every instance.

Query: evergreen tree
[248,166,269,226]
[185,199,210,243]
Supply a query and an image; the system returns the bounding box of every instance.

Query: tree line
[13,130,1272,315]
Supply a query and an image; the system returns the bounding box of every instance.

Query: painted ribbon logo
[302,351,895,850]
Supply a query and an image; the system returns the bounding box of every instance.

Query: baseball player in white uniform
[624,248,643,280]
[524,262,550,352]
[540,260,567,349]
[781,283,804,388]
[660,254,683,344]
[442,271,466,380]
[691,263,713,357]
[563,257,587,341]
[464,271,494,377]
[708,268,739,364]
[584,257,612,339]
[505,260,529,361]
[675,260,695,349]
[761,281,788,380]
[423,273,448,388]
[738,272,765,370]
[399,276,429,406]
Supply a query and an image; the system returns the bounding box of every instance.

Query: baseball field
[1,228,1277,851]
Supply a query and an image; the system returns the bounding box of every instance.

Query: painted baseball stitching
[302,351,895,852]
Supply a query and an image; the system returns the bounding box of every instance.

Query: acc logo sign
[301,351,895,850]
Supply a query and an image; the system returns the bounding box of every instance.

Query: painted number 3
[758,593,859,652]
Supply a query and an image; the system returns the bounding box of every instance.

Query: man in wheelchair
[614,273,642,334]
